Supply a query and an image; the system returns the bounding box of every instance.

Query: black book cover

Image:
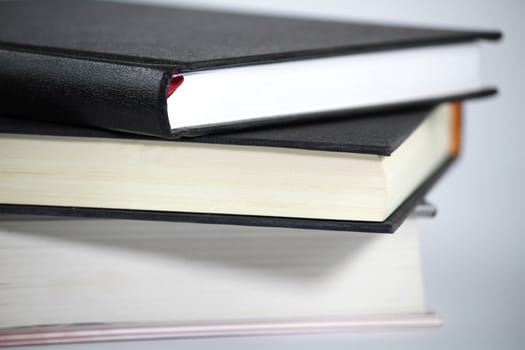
[0,0,500,138]
[0,106,454,233]
[0,106,434,156]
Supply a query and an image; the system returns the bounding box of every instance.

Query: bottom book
[0,215,441,346]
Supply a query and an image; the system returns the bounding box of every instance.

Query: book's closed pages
[0,217,441,346]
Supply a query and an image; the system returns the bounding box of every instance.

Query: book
[0,215,441,346]
[0,103,459,232]
[0,0,500,138]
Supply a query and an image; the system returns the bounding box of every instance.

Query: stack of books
[0,0,500,346]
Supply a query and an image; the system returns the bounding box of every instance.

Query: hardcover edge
[0,26,501,68]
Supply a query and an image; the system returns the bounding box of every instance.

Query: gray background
[13,0,524,349]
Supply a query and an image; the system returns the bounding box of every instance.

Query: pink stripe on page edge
[0,313,442,347]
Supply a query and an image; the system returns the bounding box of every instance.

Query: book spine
[0,48,173,137]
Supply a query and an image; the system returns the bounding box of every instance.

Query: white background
[16,0,524,349]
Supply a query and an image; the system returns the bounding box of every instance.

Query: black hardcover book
[0,0,500,138]
[0,103,460,233]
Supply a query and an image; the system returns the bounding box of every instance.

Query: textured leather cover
[0,106,436,155]
[0,0,501,137]
[0,0,501,67]
[0,49,172,137]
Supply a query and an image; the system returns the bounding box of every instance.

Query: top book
[0,0,500,138]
